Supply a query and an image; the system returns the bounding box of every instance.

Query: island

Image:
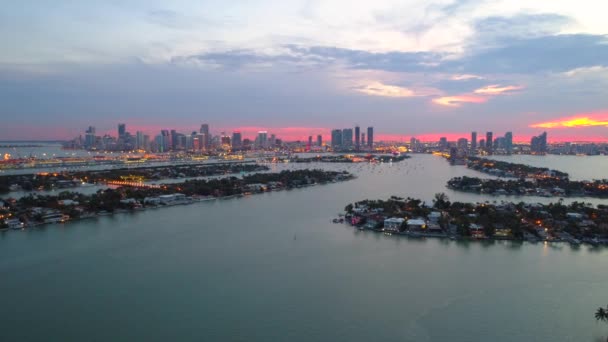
[264,154,410,163]
[342,194,608,246]
[447,176,608,198]
[466,157,569,179]
[0,162,269,193]
[0,169,354,230]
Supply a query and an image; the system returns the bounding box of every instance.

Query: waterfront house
[246,183,267,192]
[365,218,381,230]
[42,211,69,224]
[470,223,485,239]
[267,181,283,190]
[159,193,187,205]
[566,212,583,220]
[407,218,426,231]
[144,197,161,205]
[352,205,368,214]
[535,227,549,240]
[428,211,442,223]
[384,217,405,232]
[5,218,24,229]
[58,199,79,206]
[427,222,443,232]
[494,226,512,238]
[351,216,364,226]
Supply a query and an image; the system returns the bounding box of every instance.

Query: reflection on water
[0,152,608,341]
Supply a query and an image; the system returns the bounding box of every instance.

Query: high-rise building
[118,123,126,139]
[220,134,231,148]
[160,130,171,152]
[457,138,468,150]
[531,132,547,154]
[410,137,418,152]
[257,131,268,149]
[170,130,179,150]
[479,139,485,150]
[355,126,360,151]
[361,133,366,146]
[471,131,477,152]
[439,137,448,150]
[136,131,144,150]
[200,124,209,135]
[331,129,343,149]
[505,132,513,154]
[85,126,96,149]
[200,124,210,148]
[193,134,203,151]
[184,135,193,150]
[232,131,242,149]
[317,134,322,147]
[308,135,313,148]
[486,132,493,154]
[178,134,187,150]
[342,128,353,148]
[367,127,374,148]
[143,135,150,152]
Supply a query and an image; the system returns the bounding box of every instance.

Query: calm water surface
[1,154,608,341]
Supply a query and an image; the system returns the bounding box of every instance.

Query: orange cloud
[473,84,524,95]
[432,84,523,107]
[432,95,486,107]
[530,116,608,129]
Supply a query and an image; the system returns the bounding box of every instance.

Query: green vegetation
[595,305,608,342]
[467,157,569,179]
[448,176,608,198]
[0,162,268,193]
[344,193,608,243]
[1,169,353,227]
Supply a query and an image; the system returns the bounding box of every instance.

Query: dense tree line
[0,162,269,194]
[448,176,608,198]
[468,157,569,179]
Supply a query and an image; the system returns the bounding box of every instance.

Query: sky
[1,0,608,142]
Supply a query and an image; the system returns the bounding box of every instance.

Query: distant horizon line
[2,138,608,145]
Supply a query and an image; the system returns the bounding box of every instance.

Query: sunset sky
[1,0,608,142]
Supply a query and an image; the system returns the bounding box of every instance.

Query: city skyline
[67,122,581,144]
[2,1,608,141]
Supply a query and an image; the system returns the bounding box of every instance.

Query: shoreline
[1,172,354,231]
[343,196,608,248]
[342,223,596,247]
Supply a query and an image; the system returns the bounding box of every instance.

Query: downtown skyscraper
[486,132,493,154]
[471,131,477,152]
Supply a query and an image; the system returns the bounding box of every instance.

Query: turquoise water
[1,154,608,341]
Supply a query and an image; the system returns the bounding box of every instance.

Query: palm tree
[596,306,608,342]
[596,306,608,322]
